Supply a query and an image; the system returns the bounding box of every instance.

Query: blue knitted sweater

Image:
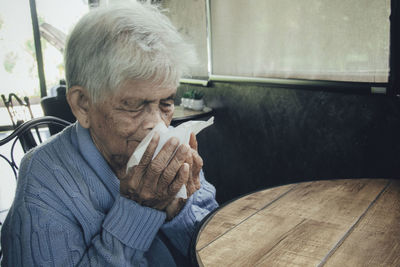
[1,123,218,266]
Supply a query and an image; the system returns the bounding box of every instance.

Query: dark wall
[176,82,400,204]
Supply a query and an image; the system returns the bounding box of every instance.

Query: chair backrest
[40,80,76,135]
[1,93,34,127]
[1,93,42,153]
[0,116,71,179]
[40,96,76,135]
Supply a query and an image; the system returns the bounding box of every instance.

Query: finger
[186,176,196,197]
[120,162,145,199]
[152,137,180,168]
[191,150,203,178]
[142,137,180,191]
[157,144,190,192]
[168,163,190,196]
[165,198,184,221]
[185,152,196,195]
[120,165,140,194]
[120,162,136,181]
[191,151,202,191]
[186,148,194,168]
[189,132,198,151]
[186,173,201,197]
[126,167,142,193]
[132,133,160,194]
[193,173,201,191]
[138,132,160,167]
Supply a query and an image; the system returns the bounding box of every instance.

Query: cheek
[92,113,119,137]
[101,112,141,138]
[91,113,138,153]
[117,117,143,139]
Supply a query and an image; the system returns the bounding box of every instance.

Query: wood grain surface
[194,179,400,267]
[172,106,212,120]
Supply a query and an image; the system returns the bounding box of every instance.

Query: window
[164,0,391,84]
[0,0,88,99]
[0,0,89,127]
[0,1,40,98]
[36,0,89,94]
[162,0,209,77]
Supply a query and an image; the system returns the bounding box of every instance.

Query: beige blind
[162,0,209,77]
[211,0,390,82]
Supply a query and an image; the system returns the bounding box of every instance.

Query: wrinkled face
[87,79,176,176]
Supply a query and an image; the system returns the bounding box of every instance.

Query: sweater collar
[74,122,120,197]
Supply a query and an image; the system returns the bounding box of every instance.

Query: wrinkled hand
[165,133,202,220]
[120,132,190,211]
[120,132,203,220]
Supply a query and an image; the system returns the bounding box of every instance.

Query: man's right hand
[119,132,191,212]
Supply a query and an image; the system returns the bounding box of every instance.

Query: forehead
[112,79,177,101]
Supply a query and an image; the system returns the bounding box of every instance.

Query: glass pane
[0,0,31,206]
[162,0,209,78]
[0,1,40,98]
[211,0,390,83]
[0,1,43,126]
[36,0,89,95]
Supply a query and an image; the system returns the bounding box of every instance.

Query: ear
[67,86,91,128]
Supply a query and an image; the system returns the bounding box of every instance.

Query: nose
[142,104,164,131]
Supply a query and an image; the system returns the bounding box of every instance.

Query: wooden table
[171,106,213,126]
[193,179,400,267]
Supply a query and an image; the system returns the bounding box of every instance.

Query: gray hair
[64,1,197,102]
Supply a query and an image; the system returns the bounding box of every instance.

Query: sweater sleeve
[161,170,219,257]
[1,147,167,267]
[2,194,166,267]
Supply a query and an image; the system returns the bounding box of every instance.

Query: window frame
[25,0,400,96]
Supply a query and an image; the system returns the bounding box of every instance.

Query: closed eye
[160,102,173,107]
[116,107,143,113]
[117,100,146,113]
[160,101,174,111]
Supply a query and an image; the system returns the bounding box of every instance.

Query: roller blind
[162,0,209,77]
[165,0,390,83]
[211,0,390,82]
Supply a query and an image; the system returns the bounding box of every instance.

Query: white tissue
[126,117,214,199]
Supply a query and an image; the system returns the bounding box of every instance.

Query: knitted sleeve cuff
[103,194,166,250]
[161,192,217,256]
[163,170,218,233]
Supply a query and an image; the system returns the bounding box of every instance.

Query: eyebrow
[147,93,176,102]
[120,99,142,107]
[161,93,176,101]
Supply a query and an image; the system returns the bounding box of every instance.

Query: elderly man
[1,2,218,266]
